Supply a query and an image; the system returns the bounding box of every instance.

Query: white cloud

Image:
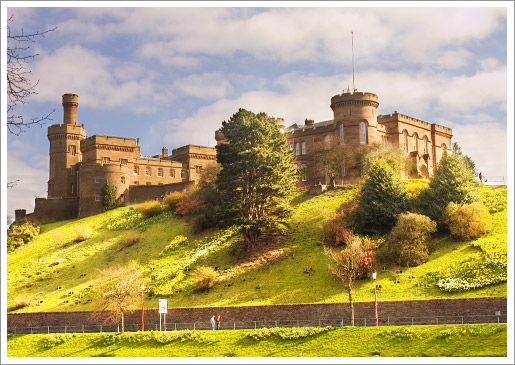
[173,72,234,100]
[7,155,48,218]
[452,123,507,178]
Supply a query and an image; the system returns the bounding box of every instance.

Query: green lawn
[6,324,507,357]
[7,184,507,313]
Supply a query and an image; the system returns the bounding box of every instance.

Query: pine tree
[216,109,297,248]
[353,159,410,235]
[417,146,479,223]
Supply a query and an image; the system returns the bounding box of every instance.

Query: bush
[11,294,31,311]
[192,266,217,292]
[442,202,492,240]
[163,191,185,211]
[175,193,217,233]
[122,232,140,248]
[323,214,352,246]
[75,226,92,242]
[7,220,40,252]
[174,195,202,216]
[353,159,410,235]
[101,183,121,210]
[381,212,437,267]
[137,200,163,218]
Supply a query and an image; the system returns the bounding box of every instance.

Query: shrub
[7,220,40,252]
[192,266,217,292]
[442,202,492,240]
[11,294,31,311]
[75,226,92,241]
[101,183,121,210]
[353,159,410,235]
[137,200,163,218]
[174,195,202,216]
[175,193,217,233]
[163,192,185,211]
[323,213,351,246]
[417,146,479,224]
[381,212,437,267]
[122,232,140,248]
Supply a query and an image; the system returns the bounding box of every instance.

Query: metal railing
[7,314,506,334]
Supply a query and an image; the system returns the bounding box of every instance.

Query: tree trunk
[121,311,125,333]
[347,284,354,326]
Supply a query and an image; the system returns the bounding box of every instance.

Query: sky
[2,2,513,219]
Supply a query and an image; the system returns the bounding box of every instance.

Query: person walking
[210,315,216,330]
[215,314,221,330]
[479,172,483,183]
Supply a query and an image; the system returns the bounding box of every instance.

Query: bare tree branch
[7,14,57,135]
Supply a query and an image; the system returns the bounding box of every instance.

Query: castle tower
[47,93,86,198]
[330,91,380,145]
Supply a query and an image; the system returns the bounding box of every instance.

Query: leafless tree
[7,14,56,135]
[311,136,357,188]
[329,238,364,326]
[7,179,20,188]
[95,261,143,333]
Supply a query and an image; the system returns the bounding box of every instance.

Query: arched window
[423,136,428,154]
[289,143,293,151]
[360,122,367,144]
[441,143,447,151]
[295,143,300,156]
[301,164,307,182]
[403,130,408,152]
[413,133,418,151]
[339,123,344,143]
[301,141,306,155]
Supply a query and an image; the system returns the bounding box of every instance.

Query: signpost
[158,298,168,331]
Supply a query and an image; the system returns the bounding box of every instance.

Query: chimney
[62,94,79,125]
[162,147,168,157]
[305,118,315,126]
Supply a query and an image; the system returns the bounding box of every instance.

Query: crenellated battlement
[378,112,432,130]
[432,123,453,135]
[330,91,379,109]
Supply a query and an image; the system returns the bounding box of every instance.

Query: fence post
[411,317,414,326]
[233,322,235,330]
[100,325,102,333]
[82,325,84,333]
[31,327,33,334]
[117,325,119,333]
[387,317,390,326]
[48,326,50,334]
[318,319,321,327]
[364,318,366,327]
[193,322,195,330]
[297,320,299,327]
[65,326,67,333]
[254,321,257,329]
[461,316,464,325]
[340,319,343,328]
[175,323,177,331]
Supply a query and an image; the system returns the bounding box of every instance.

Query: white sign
[158,298,168,314]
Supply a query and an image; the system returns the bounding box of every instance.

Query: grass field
[6,324,507,357]
[7,183,507,313]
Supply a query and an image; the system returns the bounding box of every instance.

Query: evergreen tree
[216,109,297,248]
[353,159,410,235]
[101,183,119,210]
[417,146,479,223]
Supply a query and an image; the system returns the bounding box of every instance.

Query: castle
[16,88,452,223]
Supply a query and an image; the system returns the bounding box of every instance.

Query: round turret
[62,93,79,125]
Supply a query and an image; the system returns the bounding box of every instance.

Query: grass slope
[7,184,507,313]
[7,324,507,357]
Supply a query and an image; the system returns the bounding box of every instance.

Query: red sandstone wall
[7,298,506,331]
[31,197,79,223]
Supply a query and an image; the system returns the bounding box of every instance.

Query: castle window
[413,134,418,151]
[71,184,74,194]
[324,135,330,150]
[69,145,76,156]
[146,167,151,176]
[360,122,367,144]
[339,124,344,143]
[70,165,75,175]
[95,193,101,201]
[95,176,102,184]
[169,169,175,178]
[195,166,202,174]
[102,157,110,165]
[289,143,294,151]
[403,130,408,152]
[181,169,187,179]
[301,141,306,155]
[121,176,125,184]
[134,181,139,185]
[158,168,163,177]
[121,159,128,165]
[133,165,139,175]
[423,136,428,154]
[295,143,300,156]
[301,164,307,182]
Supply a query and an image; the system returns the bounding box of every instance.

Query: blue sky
[3,3,513,218]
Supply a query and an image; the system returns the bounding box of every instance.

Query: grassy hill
[7,183,507,313]
[7,324,507,357]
